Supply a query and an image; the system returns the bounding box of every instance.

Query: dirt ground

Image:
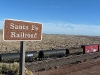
[34,58,100,75]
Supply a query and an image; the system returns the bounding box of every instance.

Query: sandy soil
[34,58,100,75]
[0,29,100,52]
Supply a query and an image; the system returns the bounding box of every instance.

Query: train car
[0,44,99,63]
[0,51,38,62]
[99,44,100,51]
[56,49,69,57]
[81,44,99,53]
[25,51,38,61]
[0,52,20,62]
[38,50,57,59]
[38,49,69,59]
[68,47,83,55]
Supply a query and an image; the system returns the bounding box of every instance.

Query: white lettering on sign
[32,25,38,31]
[11,32,37,38]
[10,23,28,30]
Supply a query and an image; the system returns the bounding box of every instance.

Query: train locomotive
[0,44,99,62]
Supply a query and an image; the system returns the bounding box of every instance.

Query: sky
[0,0,100,36]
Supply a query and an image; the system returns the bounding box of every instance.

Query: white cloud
[1,19,100,36]
[42,22,100,36]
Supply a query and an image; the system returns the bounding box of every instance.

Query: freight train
[0,44,99,62]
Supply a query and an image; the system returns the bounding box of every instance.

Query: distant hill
[0,29,100,53]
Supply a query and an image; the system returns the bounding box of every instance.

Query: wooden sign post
[3,19,42,75]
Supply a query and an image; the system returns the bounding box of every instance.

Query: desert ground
[0,29,100,53]
[34,57,100,75]
[0,29,100,75]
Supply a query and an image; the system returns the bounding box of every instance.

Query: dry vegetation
[0,29,100,75]
[0,30,35,75]
[0,29,100,53]
[0,62,34,75]
[35,58,100,75]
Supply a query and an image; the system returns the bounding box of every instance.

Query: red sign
[3,19,42,41]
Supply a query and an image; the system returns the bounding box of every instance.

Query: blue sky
[0,0,100,36]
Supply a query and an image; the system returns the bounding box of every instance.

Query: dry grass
[0,62,34,75]
[34,58,100,75]
[0,30,100,52]
[0,29,100,75]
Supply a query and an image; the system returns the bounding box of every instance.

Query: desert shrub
[0,62,34,75]
[1,62,19,75]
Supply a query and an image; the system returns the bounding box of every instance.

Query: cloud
[42,22,100,36]
[1,19,100,36]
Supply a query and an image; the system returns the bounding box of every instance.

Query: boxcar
[81,44,99,53]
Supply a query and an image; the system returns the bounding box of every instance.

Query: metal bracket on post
[20,41,25,75]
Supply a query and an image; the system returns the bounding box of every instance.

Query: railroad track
[39,58,100,75]
[26,51,100,72]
